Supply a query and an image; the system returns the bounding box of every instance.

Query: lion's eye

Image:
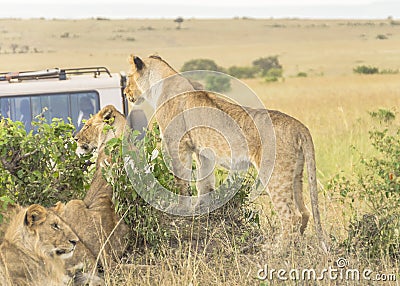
[51,223,60,230]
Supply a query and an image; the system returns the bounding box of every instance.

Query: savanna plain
[1,18,400,285]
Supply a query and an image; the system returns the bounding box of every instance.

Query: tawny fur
[0,204,78,286]
[126,55,326,249]
[0,203,21,244]
[0,108,129,285]
[72,105,130,267]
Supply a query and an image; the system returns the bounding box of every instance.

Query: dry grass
[1,18,400,285]
[1,18,400,178]
[91,206,398,285]
[1,18,400,74]
[94,206,327,286]
[246,74,400,181]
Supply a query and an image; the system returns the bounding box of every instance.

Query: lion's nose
[69,239,78,247]
[81,143,89,151]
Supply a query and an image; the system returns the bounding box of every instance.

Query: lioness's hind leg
[195,148,216,196]
[192,149,216,212]
[175,176,192,196]
[293,152,310,234]
[168,143,193,196]
[268,171,303,238]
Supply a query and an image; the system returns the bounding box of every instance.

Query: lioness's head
[126,54,177,101]
[23,204,79,259]
[74,105,125,155]
[124,72,142,103]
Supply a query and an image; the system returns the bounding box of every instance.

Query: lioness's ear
[100,105,115,122]
[133,56,144,71]
[52,201,64,213]
[24,204,47,228]
[128,54,135,65]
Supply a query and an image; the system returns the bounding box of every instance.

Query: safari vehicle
[0,67,130,131]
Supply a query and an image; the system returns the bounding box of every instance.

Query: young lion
[126,55,326,250]
[71,105,129,266]
[0,204,78,286]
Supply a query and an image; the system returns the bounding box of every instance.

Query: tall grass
[246,74,400,183]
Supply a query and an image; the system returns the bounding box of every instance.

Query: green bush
[369,108,396,123]
[204,74,231,93]
[264,68,283,83]
[390,20,400,26]
[226,66,258,78]
[0,117,92,207]
[0,195,14,223]
[379,68,399,75]
[353,65,379,74]
[252,56,282,77]
[181,57,285,82]
[181,58,224,73]
[103,125,174,252]
[329,109,400,260]
[354,65,399,75]
[296,72,308,77]
[103,124,262,253]
[376,34,388,40]
[264,76,278,83]
[266,68,283,78]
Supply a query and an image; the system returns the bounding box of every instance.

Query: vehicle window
[15,97,32,128]
[0,98,11,119]
[71,93,98,131]
[0,91,99,132]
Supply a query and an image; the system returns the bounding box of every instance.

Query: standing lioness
[127,55,326,249]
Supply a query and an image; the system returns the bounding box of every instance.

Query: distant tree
[60,32,70,38]
[252,56,282,76]
[297,72,308,77]
[181,58,223,72]
[353,65,379,74]
[205,74,231,93]
[10,44,18,54]
[376,34,388,40]
[19,45,29,54]
[264,67,283,82]
[174,17,184,30]
[226,66,258,79]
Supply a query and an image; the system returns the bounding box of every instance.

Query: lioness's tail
[300,127,329,253]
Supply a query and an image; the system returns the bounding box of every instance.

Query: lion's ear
[52,201,64,214]
[133,56,144,71]
[128,54,135,65]
[24,204,47,228]
[100,105,116,123]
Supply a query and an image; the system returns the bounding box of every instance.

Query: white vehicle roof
[0,67,129,132]
[0,67,125,111]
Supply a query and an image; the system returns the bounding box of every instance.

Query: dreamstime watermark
[123,70,276,216]
[257,258,397,282]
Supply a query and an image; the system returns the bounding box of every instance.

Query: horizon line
[0,16,396,20]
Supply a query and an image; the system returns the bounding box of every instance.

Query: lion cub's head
[75,105,125,155]
[8,204,79,260]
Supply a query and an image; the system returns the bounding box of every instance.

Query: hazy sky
[1,0,398,18]
[4,0,390,5]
